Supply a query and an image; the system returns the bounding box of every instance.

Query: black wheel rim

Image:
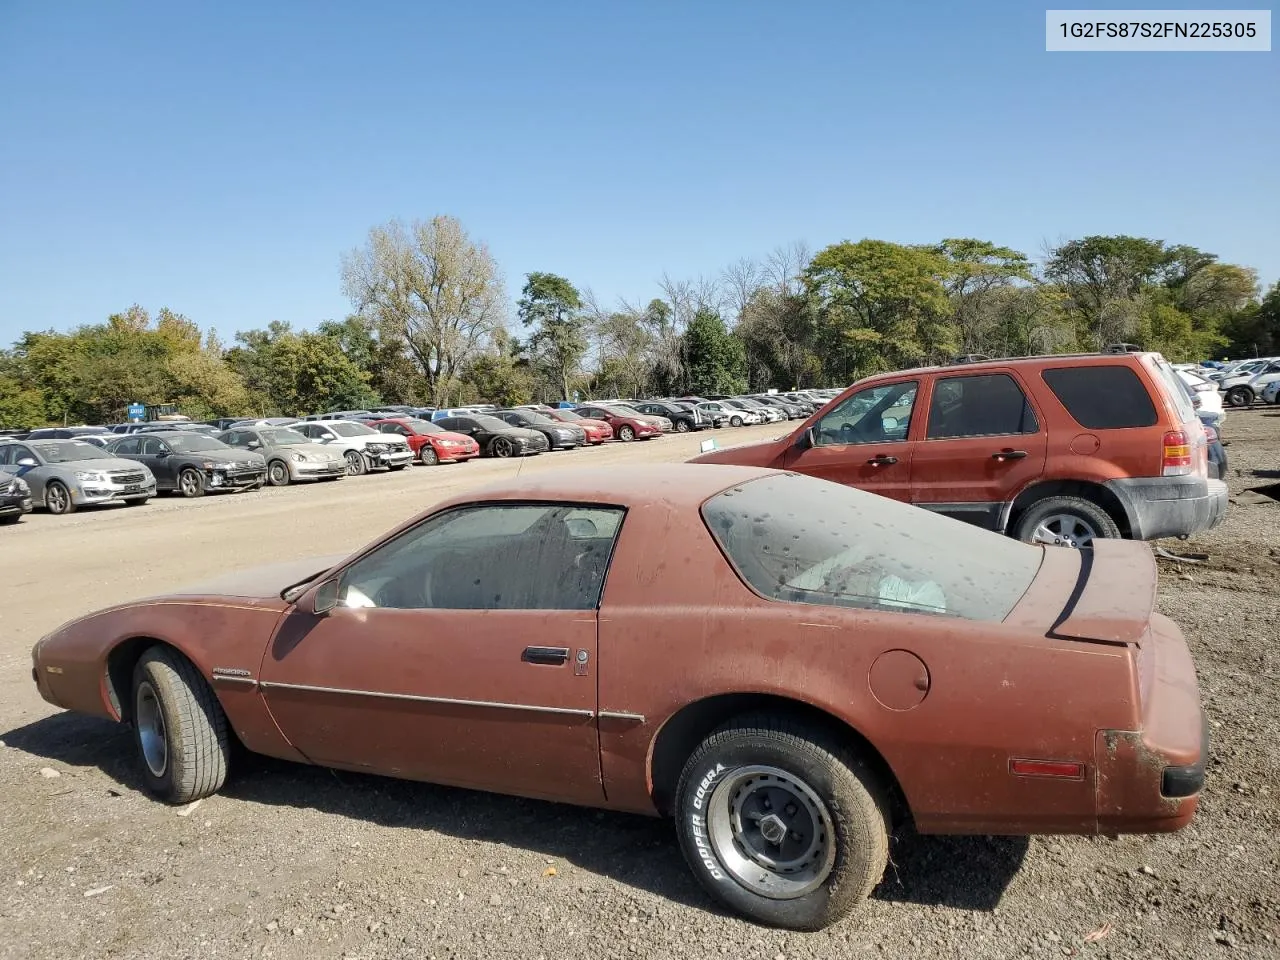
[493,438,512,457]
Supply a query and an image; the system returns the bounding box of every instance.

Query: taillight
[1162,430,1192,476]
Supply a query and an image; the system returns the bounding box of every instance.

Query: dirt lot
[2,416,1279,960]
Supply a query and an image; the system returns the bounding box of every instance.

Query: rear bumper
[1104,475,1229,540]
[1095,613,1206,834]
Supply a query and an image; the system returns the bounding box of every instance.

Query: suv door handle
[992,449,1028,460]
[866,455,899,466]
[522,646,570,665]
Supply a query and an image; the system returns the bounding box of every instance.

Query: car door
[909,372,1048,529]
[136,436,176,488]
[781,379,920,501]
[258,502,624,805]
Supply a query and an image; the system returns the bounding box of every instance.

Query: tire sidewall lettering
[688,762,727,881]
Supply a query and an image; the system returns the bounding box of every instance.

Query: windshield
[607,405,644,417]
[515,411,553,424]
[702,473,1041,622]
[328,421,378,437]
[551,409,583,421]
[166,435,227,452]
[471,415,512,431]
[403,418,443,434]
[260,428,309,445]
[30,440,103,463]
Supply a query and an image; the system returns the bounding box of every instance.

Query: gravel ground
[1,416,1278,960]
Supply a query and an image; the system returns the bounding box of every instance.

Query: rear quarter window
[701,473,1041,623]
[1040,365,1157,429]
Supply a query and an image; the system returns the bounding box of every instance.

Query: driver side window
[337,503,626,612]
[814,382,918,447]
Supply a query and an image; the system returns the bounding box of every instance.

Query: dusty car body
[30,464,1205,930]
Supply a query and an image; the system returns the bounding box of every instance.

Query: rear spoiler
[1052,539,1157,645]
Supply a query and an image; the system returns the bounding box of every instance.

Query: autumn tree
[342,216,505,406]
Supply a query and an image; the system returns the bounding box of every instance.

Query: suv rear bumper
[1104,476,1228,541]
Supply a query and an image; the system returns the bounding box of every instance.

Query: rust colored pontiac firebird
[30,464,1206,930]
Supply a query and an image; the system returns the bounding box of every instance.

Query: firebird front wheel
[131,646,231,804]
[674,717,889,930]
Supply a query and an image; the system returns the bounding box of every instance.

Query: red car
[30,464,1203,930]
[574,403,662,441]
[542,408,614,444]
[369,418,479,466]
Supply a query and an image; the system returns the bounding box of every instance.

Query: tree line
[2,215,1277,428]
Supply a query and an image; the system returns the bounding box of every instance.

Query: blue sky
[0,1,1276,346]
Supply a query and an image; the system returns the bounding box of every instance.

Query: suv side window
[337,503,626,611]
[814,382,918,446]
[1041,366,1157,429]
[925,374,1039,439]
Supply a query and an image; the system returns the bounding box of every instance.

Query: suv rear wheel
[1012,496,1120,549]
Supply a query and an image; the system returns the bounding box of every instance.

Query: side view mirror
[247,440,261,449]
[311,578,342,615]
[16,457,37,467]
[796,427,815,451]
[155,451,170,458]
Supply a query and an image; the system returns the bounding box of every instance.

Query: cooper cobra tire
[1011,495,1120,548]
[674,715,889,931]
[131,647,230,804]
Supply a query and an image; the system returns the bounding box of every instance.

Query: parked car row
[0,391,845,522]
[1180,357,1280,408]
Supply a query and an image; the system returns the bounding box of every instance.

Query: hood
[294,444,343,461]
[688,437,787,467]
[71,456,159,473]
[170,552,351,600]
[204,448,266,464]
[576,418,610,430]
[500,427,544,442]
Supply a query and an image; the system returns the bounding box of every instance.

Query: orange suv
[689,352,1228,547]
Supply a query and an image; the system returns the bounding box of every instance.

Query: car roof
[452,463,779,509]
[856,351,1167,384]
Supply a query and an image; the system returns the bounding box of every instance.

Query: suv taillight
[1162,430,1192,476]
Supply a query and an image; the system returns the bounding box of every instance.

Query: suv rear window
[1151,359,1198,425]
[701,473,1041,622]
[1041,366,1157,429]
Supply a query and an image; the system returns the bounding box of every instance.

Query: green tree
[517,272,587,401]
[933,239,1034,355]
[228,323,377,415]
[683,308,746,395]
[803,240,954,381]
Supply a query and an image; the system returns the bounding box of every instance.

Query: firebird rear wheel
[131,647,230,804]
[675,717,888,931]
